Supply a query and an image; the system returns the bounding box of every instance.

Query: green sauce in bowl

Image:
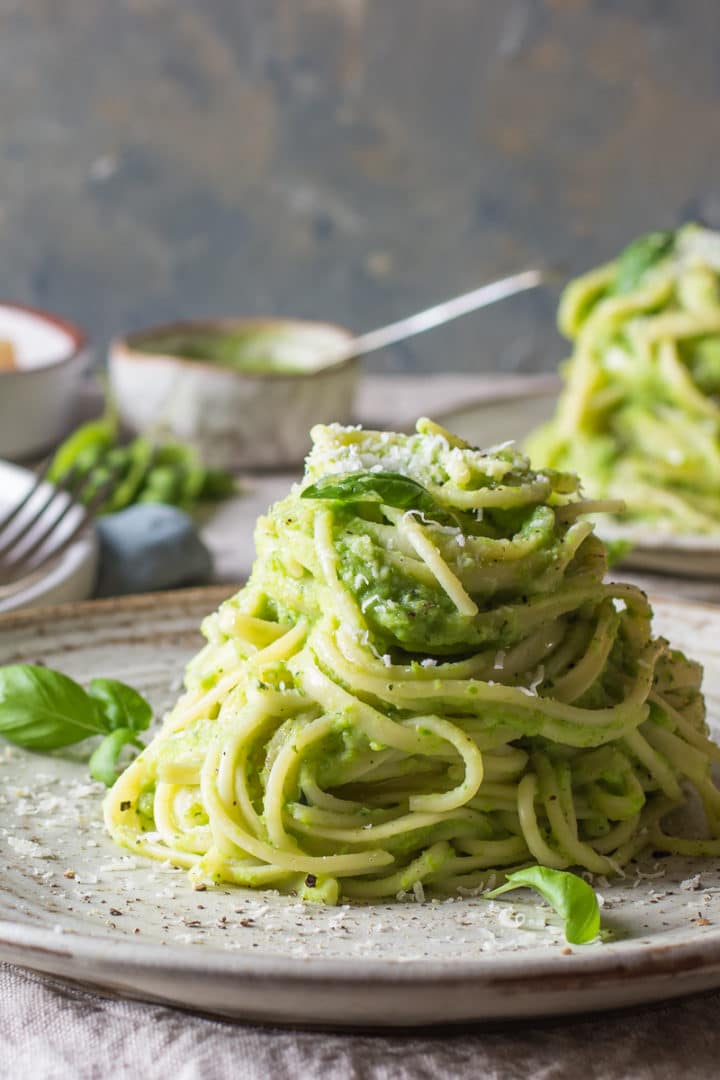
[135,325,347,375]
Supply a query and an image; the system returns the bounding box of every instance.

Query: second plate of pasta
[442,391,720,581]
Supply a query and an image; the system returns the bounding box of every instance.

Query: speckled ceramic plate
[2,588,720,1028]
[438,386,720,580]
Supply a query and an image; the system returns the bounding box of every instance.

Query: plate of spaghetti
[2,420,720,1027]
[522,223,720,573]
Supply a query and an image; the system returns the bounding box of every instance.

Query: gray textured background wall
[1,0,719,372]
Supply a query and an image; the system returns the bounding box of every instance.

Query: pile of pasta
[105,420,720,903]
[528,224,720,532]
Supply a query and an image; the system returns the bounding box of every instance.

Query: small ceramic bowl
[109,318,359,470]
[0,303,89,461]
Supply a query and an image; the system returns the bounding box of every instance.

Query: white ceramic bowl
[0,303,89,461]
[109,318,359,469]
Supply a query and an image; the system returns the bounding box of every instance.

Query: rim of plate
[600,520,720,552]
[3,582,718,628]
[0,912,718,990]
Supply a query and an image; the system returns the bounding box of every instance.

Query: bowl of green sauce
[109,318,358,469]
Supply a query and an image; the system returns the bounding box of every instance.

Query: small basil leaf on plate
[485,866,601,945]
[87,678,153,733]
[301,471,457,526]
[0,665,107,750]
[89,727,144,787]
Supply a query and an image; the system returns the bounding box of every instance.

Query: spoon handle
[341,269,543,360]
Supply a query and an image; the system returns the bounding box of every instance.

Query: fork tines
[0,464,118,597]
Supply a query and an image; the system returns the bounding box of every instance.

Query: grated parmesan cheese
[7,836,48,858]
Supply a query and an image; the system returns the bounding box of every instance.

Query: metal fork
[0,462,120,600]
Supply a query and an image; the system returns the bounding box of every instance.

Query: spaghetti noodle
[105,420,719,902]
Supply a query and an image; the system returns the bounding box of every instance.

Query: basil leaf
[0,665,107,750]
[485,866,601,944]
[612,230,675,295]
[301,472,457,526]
[87,678,152,733]
[89,727,143,787]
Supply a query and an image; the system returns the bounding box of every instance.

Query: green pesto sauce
[135,327,319,375]
[335,531,555,656]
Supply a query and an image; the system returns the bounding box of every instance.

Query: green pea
[89,465,112,486]
[105,437,155,513]
[155,443,205,503]
[200,468,237,500]
[73,445,106,474]
[140,465,181,503]
[106,446,131,469]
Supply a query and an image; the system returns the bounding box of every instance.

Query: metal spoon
[325,269,543,364]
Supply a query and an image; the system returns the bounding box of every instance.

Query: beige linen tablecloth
[4,376,720,1078]
[2,964,720,1079]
